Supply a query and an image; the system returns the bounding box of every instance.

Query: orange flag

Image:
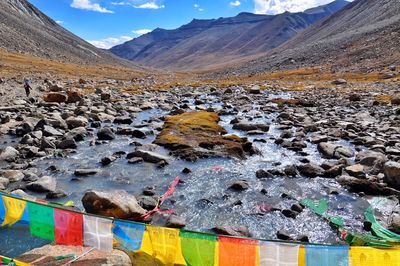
[218,236,258,266]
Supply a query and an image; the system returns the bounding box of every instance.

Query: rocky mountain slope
[110,0,349,70]
[0,0,133,66]
[233,0,400,74]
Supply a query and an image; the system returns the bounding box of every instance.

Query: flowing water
[0,92,376,257]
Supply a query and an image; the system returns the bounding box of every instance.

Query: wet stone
[229,180,250,191]
[74,169,100,176]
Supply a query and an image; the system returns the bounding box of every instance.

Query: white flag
[83,215,113,252]
[260,242,300,266]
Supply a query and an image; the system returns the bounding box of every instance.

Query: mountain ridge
[229,0,400,75]
[110,0,349,70]
[0,0,137,68]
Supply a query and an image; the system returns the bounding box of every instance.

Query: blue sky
[29,0,340,49]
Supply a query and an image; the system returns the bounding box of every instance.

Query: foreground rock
[82,190,146,220]
[337,175,400,197]
[0,146,20,162]
[317,142,354,159]
[154,111,258,161]
[18,245,131,266]
[384,161,400,190]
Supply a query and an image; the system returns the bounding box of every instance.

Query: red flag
[54,209,83,246]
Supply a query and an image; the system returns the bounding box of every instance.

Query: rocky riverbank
[1,76,400,256]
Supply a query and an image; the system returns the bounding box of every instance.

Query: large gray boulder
[384,161,400,189]
[0,146,20,162]
[0,170,24,182]
[356,150,387,174]
[66,116,88,129]
[317,142,354,159]
[0,177,10,190]
[26,176,56,193]
[82,190,146,220]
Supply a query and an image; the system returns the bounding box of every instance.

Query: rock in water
[154,111,258,161]
[74,169,100,176]
[212,225,251,237]
[127,150,169,164]
[97,128,115,140]
[26,176,56,193]
[317,142,354,159]
[82,190,146,220]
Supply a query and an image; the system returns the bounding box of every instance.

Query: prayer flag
[1,196,27,227]
[180,231,217,266]
[350,247,400,266]
[305,245,348,266]
[218,236,258,266]
[83,215,113,252]
[27,202,55,240]
[54,209,83,246]
[259,242,299,266]
[113,220,145,251]
[0,196,5,223]
[146,225,187,265]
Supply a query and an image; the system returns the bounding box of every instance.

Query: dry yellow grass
[0,49,395,94]
[374,95,393,104]
[0,49,147,80]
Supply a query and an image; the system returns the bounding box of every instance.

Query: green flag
[180,231,217,266]
[364,207,400,242]
[28,202,55,241]
[301,198,328,215]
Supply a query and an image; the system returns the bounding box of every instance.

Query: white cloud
[56,20,64,24]
[89,36,132,49]
[134,2,165,9]
[71,0,114,13]
[254,0,339,15]
[194,3,204,11]
[112,0,165,9]
[230,1,241,7]
[132,29,152,35]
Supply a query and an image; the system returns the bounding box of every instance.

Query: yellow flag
[146,225,187,266]
[1,196,26,226]
[350,247,400,266]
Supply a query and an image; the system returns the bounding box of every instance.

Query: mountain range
[0,0,398,76]
[110,0,349,70]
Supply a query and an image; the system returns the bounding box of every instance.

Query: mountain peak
[109,0,349,70]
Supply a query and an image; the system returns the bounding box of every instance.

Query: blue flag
[0,196,5,223]
[306,245,349,266]
[113,220,145,251]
